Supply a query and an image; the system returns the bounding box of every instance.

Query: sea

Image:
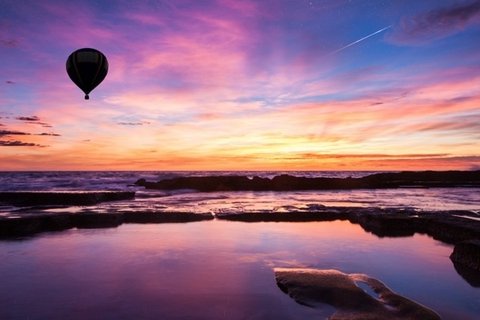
[0,171,479,214]
[1,171,480,319]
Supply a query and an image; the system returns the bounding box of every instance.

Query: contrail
[329,25,392,55]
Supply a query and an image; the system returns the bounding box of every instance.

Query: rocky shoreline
[135,170,480,191]
[1,204,479,283]
[0,183,479,287]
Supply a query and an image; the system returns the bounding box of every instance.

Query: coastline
[1,202,480,283]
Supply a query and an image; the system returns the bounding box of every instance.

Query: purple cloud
[37,132,61,136]
[15,116,53,127]
[389,0,480,45]
[16,116,40,122]
[0,39,18,47]
[0,129,30,136]
[0,140,45,147]
[0,130,60,138]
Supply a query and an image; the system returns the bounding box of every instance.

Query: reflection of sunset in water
[1,220,478,319]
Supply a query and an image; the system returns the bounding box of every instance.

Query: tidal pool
[0,220,479,319]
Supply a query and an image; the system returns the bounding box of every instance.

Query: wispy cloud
[15,115,53,128]
[0,39,19,47]
[16,116,40,122]
[38,132,61,136]
[0,140,45,147]
[117,121,151,126]
[389,0,480,45]
[284,153,451,160]
[0,129,30,136]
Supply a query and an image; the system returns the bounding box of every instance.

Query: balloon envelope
[66,48,108,100]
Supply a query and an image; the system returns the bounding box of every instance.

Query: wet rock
[139,175,255,191]
[417,215,480,244]
[73,213,123,228]
[450,240,480,272]
[216,210,351,222]
[136,170,480,191]
[123,211,214,223]
[40,214,74,232]
[0,191,135,206]
[274,268,441,320]
[0,216,43,237]
[0,210,214,238]
[362,170,480,188]
[0,213,74,238]
[358,213,417,238]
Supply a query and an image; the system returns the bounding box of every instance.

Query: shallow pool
[0,220,479,319]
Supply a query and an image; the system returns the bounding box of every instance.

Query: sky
[1,0,479,171]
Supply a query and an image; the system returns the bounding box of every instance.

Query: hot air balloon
[66,48,108,100]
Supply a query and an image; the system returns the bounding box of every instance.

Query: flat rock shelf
[0,191,135,206]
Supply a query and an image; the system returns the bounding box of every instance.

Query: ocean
[0,171,479,214]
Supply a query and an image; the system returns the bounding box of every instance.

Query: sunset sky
[1,0,479,170]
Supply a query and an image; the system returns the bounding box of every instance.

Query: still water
[1,220,479,319]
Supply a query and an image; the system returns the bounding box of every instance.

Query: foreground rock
[275,268,441,320]
[0,191,135,206]
[135,170,480,191]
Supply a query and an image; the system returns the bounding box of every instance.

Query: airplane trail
[329,25,392,55]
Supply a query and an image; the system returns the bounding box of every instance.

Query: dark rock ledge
[0,191,135,206]
[216,208,480,244]
[1,207,479,245]
[0,211,214,238]
[135,170,480,191]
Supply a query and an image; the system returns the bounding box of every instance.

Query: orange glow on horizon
[1,1,479,171]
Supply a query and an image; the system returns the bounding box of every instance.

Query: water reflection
[0,221,479,319]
